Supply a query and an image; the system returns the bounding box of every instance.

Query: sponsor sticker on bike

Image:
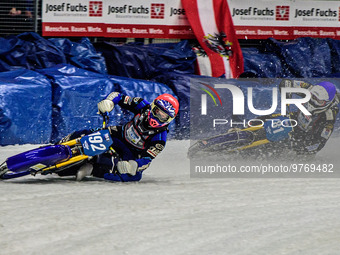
[30,163,47,171]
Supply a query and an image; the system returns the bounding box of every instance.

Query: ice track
[1,140,340,255]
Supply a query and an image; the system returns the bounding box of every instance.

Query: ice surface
[1,140,340,255]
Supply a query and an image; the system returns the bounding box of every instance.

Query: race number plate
[264,116,293,142]
[80,130,113,156]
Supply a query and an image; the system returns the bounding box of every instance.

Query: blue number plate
[264,116,293,142]
[80,130,113,156]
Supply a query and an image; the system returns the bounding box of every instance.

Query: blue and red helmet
[148,94,179,128]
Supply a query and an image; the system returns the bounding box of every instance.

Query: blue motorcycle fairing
[6,145,72,173]
[1,170,31,179]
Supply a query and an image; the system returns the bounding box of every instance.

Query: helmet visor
[311,94,327,107]
[151,105,170,123]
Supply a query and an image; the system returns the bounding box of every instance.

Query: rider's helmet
[148,94,179,128]
[307,81,337,114]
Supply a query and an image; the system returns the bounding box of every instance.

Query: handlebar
[101,113,109,129]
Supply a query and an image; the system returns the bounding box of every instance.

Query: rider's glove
[117,160,138,176]
[280,79,310,90]
[279,79,293,90]
[97,99,114,114]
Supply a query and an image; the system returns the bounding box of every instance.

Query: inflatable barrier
[93,40,196,79]
[0,69,52,144]
[1,33,340,144]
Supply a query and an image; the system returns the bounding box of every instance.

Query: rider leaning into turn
[279,79,339,154]
[249,80,339,155]
[58,92,179,182]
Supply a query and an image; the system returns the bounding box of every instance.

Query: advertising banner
[229,0,340,39]
[42,0,194,38]
[105,0,193,38]
[42,1,105,37]
[42,0,340,40]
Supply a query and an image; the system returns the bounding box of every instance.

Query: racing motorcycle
[0,114,114,180]
[187,115,294,158]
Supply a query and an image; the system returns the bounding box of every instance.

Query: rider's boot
[76,163,93,181]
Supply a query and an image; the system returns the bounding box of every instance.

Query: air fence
[1,32,340,145]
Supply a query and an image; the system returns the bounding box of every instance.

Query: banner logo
[276,6,290,21]
[89,1,103,17]
[151,3,165,19]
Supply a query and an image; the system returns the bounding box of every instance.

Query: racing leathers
[289,105,338,154]
[281,80,339,154]
[248,80,339,155]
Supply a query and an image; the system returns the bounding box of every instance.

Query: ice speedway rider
[266,79,339,155]
[187,79,339,159]
[58,92,179,182]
